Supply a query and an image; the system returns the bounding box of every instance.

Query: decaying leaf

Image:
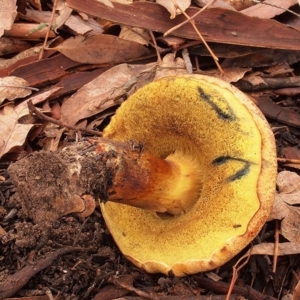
[0,87,61,158]
[0,76,32,104]
[156,0,191,18]
[119,26,150,46]
[0,37,30,56]
[48,34,150,64]
[252,242,300,256]
[0,0,17,37]
[241,0,297,19]
[154,53,187,80]
[223,0,253,10]
[293,280,300,300]
[269,171,300,243]
[60,63,156,125]
[55,0,73,32]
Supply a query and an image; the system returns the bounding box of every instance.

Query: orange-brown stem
[96,141,201,215]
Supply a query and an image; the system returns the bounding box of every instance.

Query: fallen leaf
[241,0,297,19]
[269,171,300,243]
[119,26,150,46]
[55,0,73,32]
[154,53,187,80]
[66,0,300,50]
[0,37,30,56]
[196,0,236,10]
[0,76,32,104]
[60,63,155,125]
[156,0,191,18]
[223,0,253,10]
[0,87,61,158]
[293,280,300,300]
[0,104,35,158]
[252,242,300,256]
[49,34,150,64]
[0,0,17,37]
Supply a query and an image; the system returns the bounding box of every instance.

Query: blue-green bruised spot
[212,156,251,182]
[197,87,236,121]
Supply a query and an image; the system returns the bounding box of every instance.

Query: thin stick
[39,0,58,60]
[273,220,279,273]
[277,157,300,164]
[170,0,224,73]
[149,30,162,64]
[27,100,103,137]
[226,249,252,300]
[164,0,217,37]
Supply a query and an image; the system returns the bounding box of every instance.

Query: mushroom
[100,74,277,276]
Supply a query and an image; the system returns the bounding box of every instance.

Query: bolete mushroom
[100,74,277,276]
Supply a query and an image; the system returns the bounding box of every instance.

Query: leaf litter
[1,0,300,299]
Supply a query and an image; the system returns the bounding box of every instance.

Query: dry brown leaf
[0,104,35,158]
[251,242,300,256]
[25,9,97,36]
[49,34,149,64]
[241,0,297,19]
[154,53,187,80]
[0,87,61,158]
[223,0,253,10]
[0,0,17,37]
[0,37,30,56]
[277,170,300,193]
[293,280,300,300]
[243,72,268,87]
[269,171,300,243]
[55,0,74,32]
[0,44,43,70]
[27,0,42,10]
[198,67,251,83]
[196,0,236,10]
[119,27,150,46]
[0,77,32,104]
[156,0,191,18]
[60,63,156,125]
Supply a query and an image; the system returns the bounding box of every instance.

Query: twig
[277,157,300,164]
[195,276,277,300]
[0,247,88,299]
[39,0,58,60]
[149,30,162,64]
[0,85,39,91]
[164,0,216,36]
[252,0,300,18]
[169,0,224,73]
[27,100,103,137]
[273,220,279,273]
[226,250,252,300]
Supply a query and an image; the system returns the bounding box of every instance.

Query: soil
[0,140,294,300]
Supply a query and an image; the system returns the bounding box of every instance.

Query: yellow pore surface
[102,75,264,275]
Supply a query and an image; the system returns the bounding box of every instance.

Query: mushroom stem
[98,142,201,215]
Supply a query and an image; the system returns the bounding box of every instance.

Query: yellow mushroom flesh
[100,75,277,276]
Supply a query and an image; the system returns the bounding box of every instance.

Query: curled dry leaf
[0,76,32,104]
[54,2,73,33]
[252,242,300,256]
[0,87,61,158]
[60,63,156,125]
[154,53,187,80]
[241,0,298,19]
[49,34,150,64]
[0,0,17,37]
[119,27,150,46]
[156,0,191,18]
[0,37,30,56]
[269,171,300,243]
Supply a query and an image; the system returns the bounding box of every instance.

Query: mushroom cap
[101,75,277,276]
